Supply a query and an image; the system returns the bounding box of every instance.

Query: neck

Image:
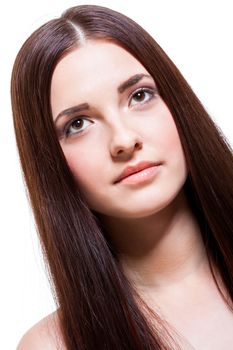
[101,190,209,292]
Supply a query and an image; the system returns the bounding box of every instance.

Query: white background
[1,0,232,349]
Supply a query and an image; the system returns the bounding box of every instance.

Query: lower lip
[118,165,161,185]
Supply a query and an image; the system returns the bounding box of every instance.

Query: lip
[114,161,162,184]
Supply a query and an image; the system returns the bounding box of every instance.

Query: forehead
[50,40,149,117]
[52,40,146,80]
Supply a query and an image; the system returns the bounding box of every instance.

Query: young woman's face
[51,40,187,219]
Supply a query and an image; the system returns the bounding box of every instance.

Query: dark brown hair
[11,4,233,350]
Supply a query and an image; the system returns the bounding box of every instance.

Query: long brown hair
[11,5,233,350]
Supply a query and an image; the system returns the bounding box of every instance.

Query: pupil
[135,91,144,101]
[73,119,83,129]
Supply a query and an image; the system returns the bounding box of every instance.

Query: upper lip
[114,161,161,184]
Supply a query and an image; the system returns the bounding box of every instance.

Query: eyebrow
[54,73,153,123]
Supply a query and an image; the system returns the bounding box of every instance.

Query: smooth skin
[18,40,233,350]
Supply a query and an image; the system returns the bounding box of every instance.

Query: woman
[11,4,233,350]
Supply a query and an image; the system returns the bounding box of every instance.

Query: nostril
[135,141,142,150]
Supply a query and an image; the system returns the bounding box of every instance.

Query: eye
[129,88,156,107]
[65,117,92,136]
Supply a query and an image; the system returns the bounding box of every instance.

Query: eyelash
[63,87,157,137]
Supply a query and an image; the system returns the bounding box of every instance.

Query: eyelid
[128,86,157,107]
[57,116,92,140]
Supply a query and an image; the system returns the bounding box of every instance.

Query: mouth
[114,161,162,185]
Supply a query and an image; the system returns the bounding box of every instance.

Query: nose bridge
[110,115,135,138]
[107,109,142,156]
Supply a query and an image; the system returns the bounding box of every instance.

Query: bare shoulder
[16,310,66,350]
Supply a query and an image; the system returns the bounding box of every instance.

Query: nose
[110,123,143,158]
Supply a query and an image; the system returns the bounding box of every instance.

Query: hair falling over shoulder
[11,5,233,350]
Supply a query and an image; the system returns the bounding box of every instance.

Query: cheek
[148,102,187,179]
[66,152,89,177]
[62,140,106,192]
[152,102,184,159]
[66,149,93,176]
[163,121,188,180]
[162,121,183,157]
[62,142,112,211]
